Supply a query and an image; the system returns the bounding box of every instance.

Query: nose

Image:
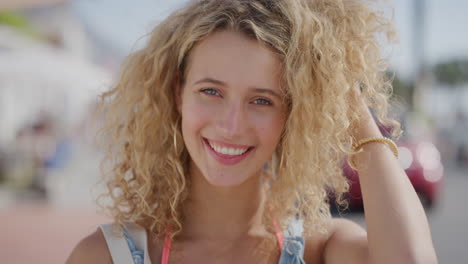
[216,101,248,139]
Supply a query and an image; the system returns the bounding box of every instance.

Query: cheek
[252,113,285,146]
[181,97,213,135]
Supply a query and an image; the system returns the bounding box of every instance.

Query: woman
[67,0,437,263]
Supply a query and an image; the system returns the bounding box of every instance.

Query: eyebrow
[193,77,282,99]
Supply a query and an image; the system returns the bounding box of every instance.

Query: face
[178,30,287,187]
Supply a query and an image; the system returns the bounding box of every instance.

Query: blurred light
[398,146,413,170]
[417,142,441,170]
[424,165,444,183]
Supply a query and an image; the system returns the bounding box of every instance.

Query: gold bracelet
[348,137,398,170]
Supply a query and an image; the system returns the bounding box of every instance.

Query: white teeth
[208,141,249,156]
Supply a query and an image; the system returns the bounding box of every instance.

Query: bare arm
[320,97,437,264]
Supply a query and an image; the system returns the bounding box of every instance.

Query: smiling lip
[203,138,254,166]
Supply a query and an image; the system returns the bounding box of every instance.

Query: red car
[342,138,444,210]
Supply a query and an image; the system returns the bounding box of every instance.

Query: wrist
[349,137,398,171]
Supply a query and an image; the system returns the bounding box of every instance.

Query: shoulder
[303,218,368,264]
[66,227,112,264]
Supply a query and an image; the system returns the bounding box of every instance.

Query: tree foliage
[387,72,414,105]
[433,59,468,86]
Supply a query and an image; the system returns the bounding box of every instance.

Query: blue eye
[253,98,272,105]
[201,88,220,96]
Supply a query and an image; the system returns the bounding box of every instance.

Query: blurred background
[0,0,467,263]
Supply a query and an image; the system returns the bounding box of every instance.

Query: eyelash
[253,98,272,105]
[200,89,273,106]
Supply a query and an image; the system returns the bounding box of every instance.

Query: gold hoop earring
[269,149,281,180]
[173,117,181,152]
[173,128,178,151]
[272,154,277,180]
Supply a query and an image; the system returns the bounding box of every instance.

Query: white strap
[99,224,136,264]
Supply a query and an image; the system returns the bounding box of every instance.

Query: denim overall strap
[100,223,151,264]
[278,218,306,264]
[278,236,306,264]
[123,229,145,264]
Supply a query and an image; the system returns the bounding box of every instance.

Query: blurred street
[0,203,108,264]
[429,167,468,264]
[344,166,468,264]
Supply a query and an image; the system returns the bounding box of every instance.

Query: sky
[72,0,468,80]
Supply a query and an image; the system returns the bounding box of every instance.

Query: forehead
[185,30,283,92]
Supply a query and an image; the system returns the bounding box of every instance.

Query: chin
[203,171,251,187]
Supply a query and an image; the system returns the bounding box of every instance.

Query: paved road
[343,166,468,264]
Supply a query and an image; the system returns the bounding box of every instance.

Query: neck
[179,163,268,243]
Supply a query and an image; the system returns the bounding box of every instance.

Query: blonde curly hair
[98,0,400,243]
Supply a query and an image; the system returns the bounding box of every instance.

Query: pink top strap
[161,227,171,264]
[161,223,284,264]
[272,219,285,250]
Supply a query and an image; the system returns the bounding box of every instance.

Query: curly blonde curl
[97,0,401,243]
